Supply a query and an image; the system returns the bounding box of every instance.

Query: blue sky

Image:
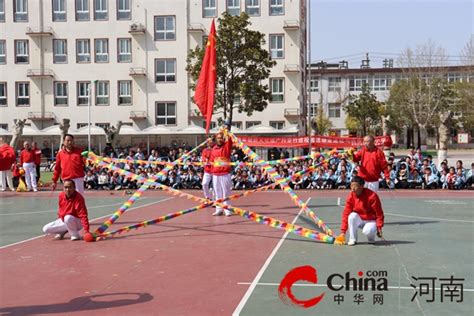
[311,0,473,67]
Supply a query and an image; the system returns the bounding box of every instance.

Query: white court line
[236,282,474,292]
[0,200,147,216]
[384,212,474,223]
[0,197,174,249]
[232,198,308,316]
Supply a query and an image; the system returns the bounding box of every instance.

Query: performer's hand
[51,182,57,191]
[335,233,346,245]
[377,228,383,238]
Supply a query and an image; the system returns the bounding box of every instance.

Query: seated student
[408,169,423,189]
[336,170,350,189]
[395,163,409,189]
[423,167,439,189]
[324,169,337,189]
[454,168,466,190]
[380,164,396,189]
[337,176,384,246]
[291,175,304,190]
[446,167,457,190]
[97,170,110,190]
[42,179,90,241]
[311,168,326,189]
[439,169,448,189]
[84,170,97,190]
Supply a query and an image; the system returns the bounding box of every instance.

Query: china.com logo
[278,265,388,309]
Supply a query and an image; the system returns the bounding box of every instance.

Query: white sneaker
[33,188,38,192]
[224,210,233,217]
[54,232,67,240]
[212,210,223,216]
[70,235,81,241]
[347,240,356,246]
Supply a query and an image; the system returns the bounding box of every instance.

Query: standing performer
[210,127,233,216]
[201,136,215,200]
[43,179,90,241]
[0,137,16,191]
[352,135,390,192]
[20,141,38,192]
[52,134,86,195]
[32,141,42,184]
[338,176,384,246]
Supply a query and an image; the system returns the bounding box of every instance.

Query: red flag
[194,20,217,134]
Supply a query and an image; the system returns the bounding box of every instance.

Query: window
[75,0,89,21]
[269,0,283,15]
[310,77,319,92]
[269,34,284,59]
[154,16,175,41]
[77,123,88,129]
[14,0,28,22]
[372,75,391,91]
[202,121,217,129]
[155,59,176,82]
[270,78,284,102]
[54,82,68,106]
[309,103,318,117]
[227,0,240,16]
[0,124,7,130]
[0,82,6,106]
[245,0,259,16]
[203,0,216,18]
[231,121,242,129]
[77,81,90,105]
[117,38,131,62]
[349,75,369,91]
[76,39,90,63]
[52,0,66,21]
[53,39,67,63]
[246,121,261,129]
[94,0,107,20]
[0,0,5,22]
[95,122,110,129]
[118,80,132,105]
[94,39,108,62]
[16,82,29,106]
[270,121,284,130]
[95,81,109,105]
[328,103,341,118]
[116,0,130,20]
[447,73,462,83]
[0,40,5,64]
[155,102,176,125]
[15,40,29,63]
[328,77,341,92]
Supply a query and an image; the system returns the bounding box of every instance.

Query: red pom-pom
[83,232,95,242]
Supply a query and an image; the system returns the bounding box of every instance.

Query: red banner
[238,135,393,148]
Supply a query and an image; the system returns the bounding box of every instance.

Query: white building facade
[0,0,307,150]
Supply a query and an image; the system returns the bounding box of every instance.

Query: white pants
[212,174,232,213]
[42,215,83,238]
[0,169,14,191]
[22,162,37,191]
[347,212,377,243]
[364,181,379,192]
[71,177,85,196]
[202,172,213,199]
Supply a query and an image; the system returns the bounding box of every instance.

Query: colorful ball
[83,232,95,242]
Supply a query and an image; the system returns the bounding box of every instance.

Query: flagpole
[307,0,312,152]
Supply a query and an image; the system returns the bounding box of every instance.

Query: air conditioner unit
[130,23,138,31]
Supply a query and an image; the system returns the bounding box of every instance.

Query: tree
[453,81,474,132]
[344,83,384,136]
[186,13,276,125]
[460,35,473,65]
[312,104,332,135]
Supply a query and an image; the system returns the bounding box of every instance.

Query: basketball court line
[232,198,309,315]
[0,197,174,249]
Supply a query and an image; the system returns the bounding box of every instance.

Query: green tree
[344,83,384,136]
[186,12,276,125]
[453,81,474,132]
[312,104,333,135]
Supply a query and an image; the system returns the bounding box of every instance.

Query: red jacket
[33,147,42,165]
[20,149,36,164]
[201,147,213,174]
[58,191,90,232]
[341,188,384,233]
[353,146,389,182]
[52,147,85,183]
[210,138,233,176]
[0,144,16,171]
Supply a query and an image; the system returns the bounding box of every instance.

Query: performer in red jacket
[52,134,86,195]
[42,179,90,240]
[32,141,42,183]
[201,136,215,200]
[0,136,16,191]
[210,127,233,216]
[352,135,390,192]
[20,141,38,192]
[339,176,384,246]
